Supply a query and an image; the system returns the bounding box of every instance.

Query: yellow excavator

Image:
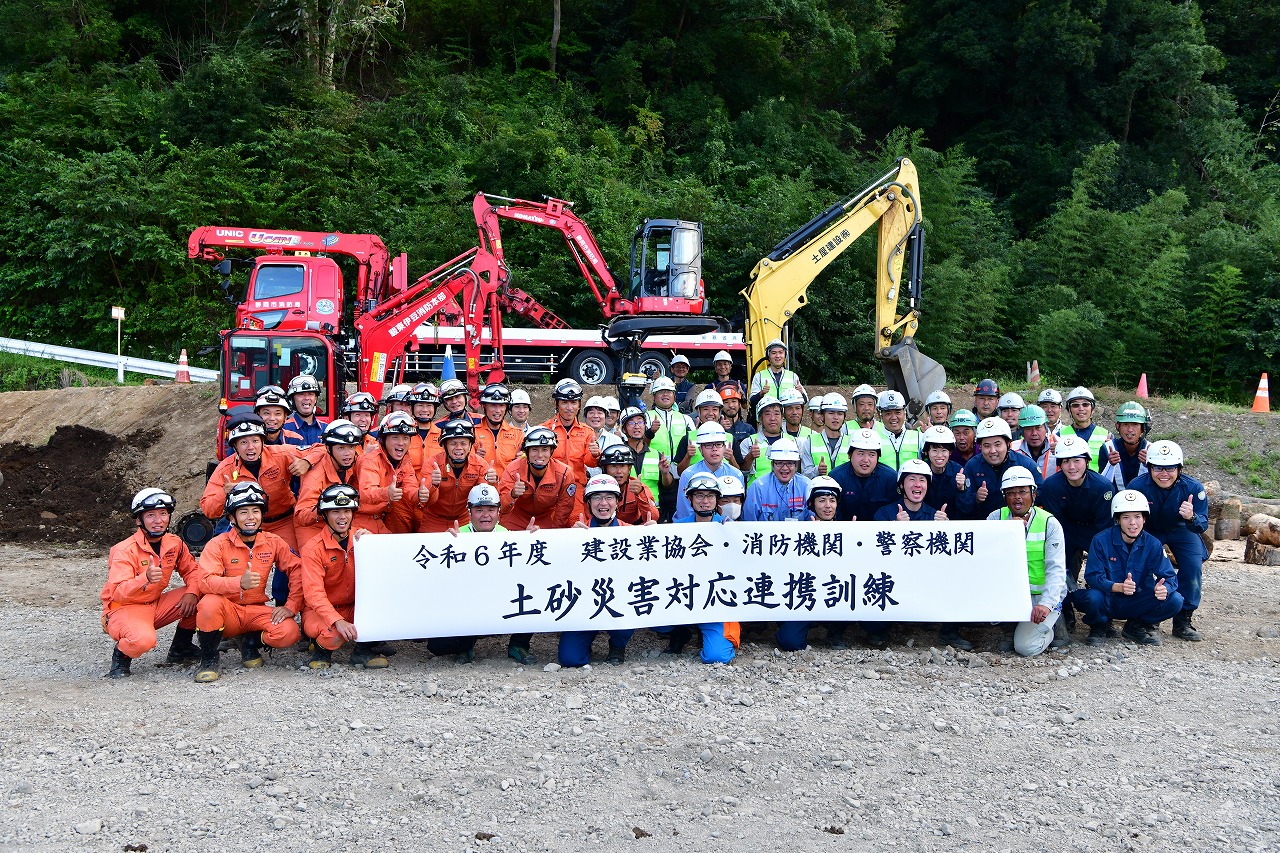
[740,157,946,411]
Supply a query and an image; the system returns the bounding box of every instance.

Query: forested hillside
[0,0,1276,400]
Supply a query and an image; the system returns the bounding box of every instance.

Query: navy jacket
[924,460,962,516]
[828,461,899,522]
[872,502,937,522]
[1085,526,1178,597]
[956,450,1043,520]
[1037,469,1115,554]
[1129,472,1209,553]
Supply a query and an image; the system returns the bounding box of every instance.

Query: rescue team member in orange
[473,383,524,471]
[418,419,499,533]
[598,444,659,525]
[339,391,380,450]
[199,411,323,552]
[101,488,205,678]
[294,419,364,549]
[354,411,421,534]
[194,483,303,683]
[498,426,577,530]
[254,385,304,446]
[299,484,388,669]
[544,379,600,517]
[406,382,442,466]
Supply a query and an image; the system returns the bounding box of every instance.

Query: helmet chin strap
[693,506,715,519]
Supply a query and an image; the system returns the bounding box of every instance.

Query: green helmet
[1018,404,1048,428]
[1115,401,1149,424]
[948,409,979,429]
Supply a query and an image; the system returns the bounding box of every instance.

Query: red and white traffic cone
[1253,373,1270,414]
[175,349,191,384]
[1029,360,1041,386]
[1136,373,1148,399]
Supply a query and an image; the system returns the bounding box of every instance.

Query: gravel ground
[3,540,1279,852]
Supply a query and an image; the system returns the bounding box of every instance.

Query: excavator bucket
[878,340,947,416]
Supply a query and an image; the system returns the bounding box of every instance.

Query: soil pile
[0,425,160,546]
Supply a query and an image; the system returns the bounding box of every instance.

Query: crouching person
[988,466,1068,656]
[101,488,204,677]
[300,484,388,669]
[194,483,303,682]
[662,473,739,664]
[559,475,633,667]
[1076,490,1183,646]
[428,484,539,665]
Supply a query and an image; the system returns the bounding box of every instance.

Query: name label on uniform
[353,521,1031,640]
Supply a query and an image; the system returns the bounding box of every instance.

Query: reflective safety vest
[809,431,853,474]
[632,448,664,502]
[876,424,921,471]
[1059,424,1111,473]
[649,409,693,459]
[750,368,803,401]
[1001,507,1048,593]
[741,433,781,483]
[459,523,507,533]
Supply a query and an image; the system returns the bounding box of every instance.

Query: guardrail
[0,337,219,382]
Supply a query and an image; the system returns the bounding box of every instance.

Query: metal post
[111,306,125,383]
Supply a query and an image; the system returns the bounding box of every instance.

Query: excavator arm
[740,157,946,409]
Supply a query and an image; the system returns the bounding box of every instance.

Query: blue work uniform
[658,513,736,664]
[557,517,634,666]
[872,502,937,522]
[1130,472,1208,612]
[924,460,962,516]
[828,461,899,522]
[1075,526,1183,627]
[675,461,745,520]
[283,413,326,447]
[1037,469,1115,569]
[743,473,811,522]
[955,450,1043,520]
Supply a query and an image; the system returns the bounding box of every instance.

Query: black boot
[1172,611,1202,642]
[240,632,265,668]
[1122,621,1160,646]
[108,646,132,679]
[195,630,222,683]
[662,626,693,655]
[308,645,333,670]
[937,625,974,652]
[606,644,626,665]
[165,627,200,665]
[1086,623,1109,646]
[350,642,389,669]
[825,624,850,650]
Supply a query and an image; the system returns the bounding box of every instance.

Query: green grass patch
[1215,449,1280,499]
[0,352,149,392]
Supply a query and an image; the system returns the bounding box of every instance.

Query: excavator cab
[629,220,706,314]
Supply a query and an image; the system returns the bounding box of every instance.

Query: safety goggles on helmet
[317,483,359,514]
[440,419,476,443]
[225,482,268,515]
[584,474,622,498]
[341,391,378,414]
[598,444,635,467]
[254,386,291,413]
[131,487,176,517]
[226,413,267,443]
[322,419,364,446]
[553,378,583,401]
[684,472,722,496]
[467,484,501,508]
[479,384,512,406]
[522,427,558,450]
[383,384,414,405]
[409,382,441,405]
[1111,489,1150,515]
[378,411,417,436]
[439,379,468,400]
[287,374,321,397]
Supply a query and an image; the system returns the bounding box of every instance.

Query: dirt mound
[0,425,161,546]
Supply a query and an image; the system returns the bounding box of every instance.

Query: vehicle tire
[567,350,616,386]
[636,352,670,381]
[175,510,216,557]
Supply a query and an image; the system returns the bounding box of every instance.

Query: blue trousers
[558,630,634,667]
[1076,588,1184,626]
[652,624,736,664]
[1155,528,1204,611]
[776,622,887,651]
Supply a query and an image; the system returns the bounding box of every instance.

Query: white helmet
[1146,440,1184,467]
[510,388,532,406]
[767,436,801,462]
[584,395,607,412]
[1053,434,1092,460]
[601,395,621,412]
[584,474,622,498]
[897,458,932,483]
[651,376,676,394]
[851,383,878,401]
[923,390,952,408]
[671,354,691,367]
[1111,489,1151,515]
[920,425,956,447]
[131,487,176,517]
[778,389,806,408]
[467,484,501,508]
[974,417,1012,441]
[849,428,883,453]
[286,374,321,397]
[718,475,745,498]
[552,378,583,400]
[598,431,625,452]
[806,475,841,502]
[876,390,906,411]
[684,472,721,496]
[998,392,1026,410]
[384,382,414,404]
[438,378,468,400]
[1037,388,1062,405]
[1066,386,1096,406]
[765,338,787,353]
[713,350,733,364]
[821,393,848,413]
[807,397,823,412]
[755,394,782,417]
[1000,466,1037,491]
[694,389,724,410]
[695,421,728,445]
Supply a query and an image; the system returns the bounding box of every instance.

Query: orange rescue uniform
[615,476,660,525]
[199,444,324,551]
[299,526,356,651]
[474,421,524,472]
[407,426,442,472]
[544,417,600,518]
[497,456,577,530]
[418,450,489,532]
[100,530,205,659]
[196,529,303,648]
[353,444,419,534]
[294,453,359,549]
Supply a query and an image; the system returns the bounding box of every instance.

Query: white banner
[353,521,1032,641]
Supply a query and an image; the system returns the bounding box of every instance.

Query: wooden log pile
[1205,481,1280,565]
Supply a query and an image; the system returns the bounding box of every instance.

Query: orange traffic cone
[1136,373,1148,399]
[175,349,191,384]
[1029,360,1041,386]
[1252,373,1270,413]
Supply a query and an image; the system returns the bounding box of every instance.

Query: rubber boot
[1172,611,1202,642]
[108,646,132,679]
[1049,614,1071,649]
[606,644,626,665]
[825,624,850,650]
[937,625,974,652]
[240,632,265,668]
[165,627,200,665]
[662,626,694,655]
[1086,622,1109,646]
[195,630,222,683]
[350,642,389,669]
[507,643,536,665]
[308,646,332,670]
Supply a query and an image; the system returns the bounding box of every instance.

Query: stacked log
[1243,513,1280,566]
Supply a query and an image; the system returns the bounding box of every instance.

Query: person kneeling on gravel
[559,475,634,667]
[661,473,739,664]
[101,488,205,678]
[427,484,540,666]
[1075,490,1182,646]
[776,476,852,653]
[988,466,1068,656]
[193,483,304,683]
[298,484,388,670]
